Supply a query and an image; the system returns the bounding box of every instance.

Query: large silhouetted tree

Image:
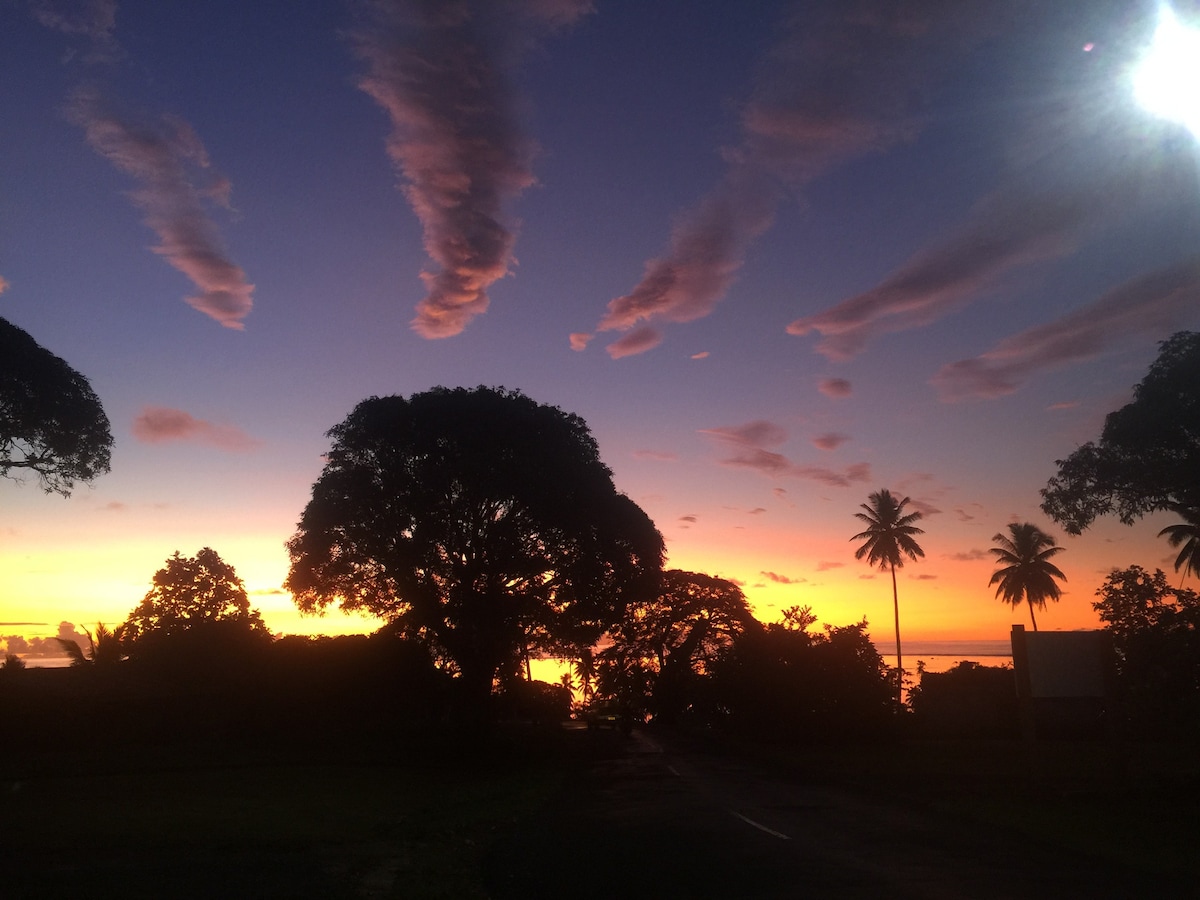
[1041,331,1200,534]
[285,387,664,717]
[0,317,112,497]
[988,522,1066,631]
[123,548,270,658]
[852,489,924,704]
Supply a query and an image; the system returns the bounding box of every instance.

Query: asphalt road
[483,728,1185,899]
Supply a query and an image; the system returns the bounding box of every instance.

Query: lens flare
[1133,5,1200,139]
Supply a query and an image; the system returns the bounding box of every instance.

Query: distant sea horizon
[874,639,1013,674]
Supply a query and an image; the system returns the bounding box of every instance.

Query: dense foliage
[1042,331,1200,534]
[1093,565,1200,733]
[988,522,1066,631]
[123,548,271,665]
[0,316,112,497]
[285,387,664,712]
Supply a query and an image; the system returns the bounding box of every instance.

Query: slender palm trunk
[1027,596,1038,632]
[891,561,902,706]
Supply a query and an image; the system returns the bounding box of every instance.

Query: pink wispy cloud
[132,406,260,452]
[699,420,870,488]
[816,561,844,572]
[931,257,1200,401]
[353,0,590,338]
[67,87,254,329]
[582,2,1010,357]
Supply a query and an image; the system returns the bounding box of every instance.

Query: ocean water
[876,639,1013,674]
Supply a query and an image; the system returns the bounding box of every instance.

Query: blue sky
[3,0,1199,651]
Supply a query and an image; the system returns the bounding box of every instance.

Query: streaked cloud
[353,0,590,338]
[691,351,710,360]
[816,561,844,572]
[748,507,766,515]
[1046,401,1079,411]
[132,406,260,452]
[931,257,1200,401]
[700,420,870,487]
[818,378,852,398]
[0,276,8,295]
[788,185,1112,360]
[569,332,593,351]
[67,87,254,329]
[910,573,938,581]
[583,2,1010,356]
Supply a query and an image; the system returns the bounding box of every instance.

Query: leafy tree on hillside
[0,316,112,497]
[1041,331,1200,534]
[285,387,664,717]
[988,522,1067,631]
[852,489,925,704]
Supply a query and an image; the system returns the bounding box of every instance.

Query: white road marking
[731,810,791,840]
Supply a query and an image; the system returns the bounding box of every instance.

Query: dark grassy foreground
[0,720,592,899]
[3,707,1198,897]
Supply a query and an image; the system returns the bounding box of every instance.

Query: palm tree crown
[851,489,925,704]
[989,522,1066,631]
[852,490,926,571]
[1159,507,1200,583]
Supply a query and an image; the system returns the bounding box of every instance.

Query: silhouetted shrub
[908,661,1018,738]
[708,620,894,742]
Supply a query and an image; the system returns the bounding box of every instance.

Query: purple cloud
[67,87,254,329]
[762,571,805,584]
[812,432,850,451]
[700,420,870,487]
[353,0,590,338]
[818,378,852,398]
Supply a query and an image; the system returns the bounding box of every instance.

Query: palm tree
[852,489,925,704]
[989,522,1067,631]
[1159,507,1200,585]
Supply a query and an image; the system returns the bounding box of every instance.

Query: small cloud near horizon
[948,548,988,561]
[700,420,870,487]
[816,561,844,572]
[691,351,710,359]
[761,571,805,584]
[132,406,260,451]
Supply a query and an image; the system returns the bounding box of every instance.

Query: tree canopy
[1041,331,1200,534]
[0,316,112,497]
[285,387,664,710]
[598,569,755,721]
[124,548,270,649]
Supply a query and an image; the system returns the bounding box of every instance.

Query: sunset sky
[3,0,1199,656]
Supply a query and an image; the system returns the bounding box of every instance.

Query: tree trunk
[1027,597,1038,632]
[891,561,903,707]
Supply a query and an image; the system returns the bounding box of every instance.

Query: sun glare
[1133,4,1200,139]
